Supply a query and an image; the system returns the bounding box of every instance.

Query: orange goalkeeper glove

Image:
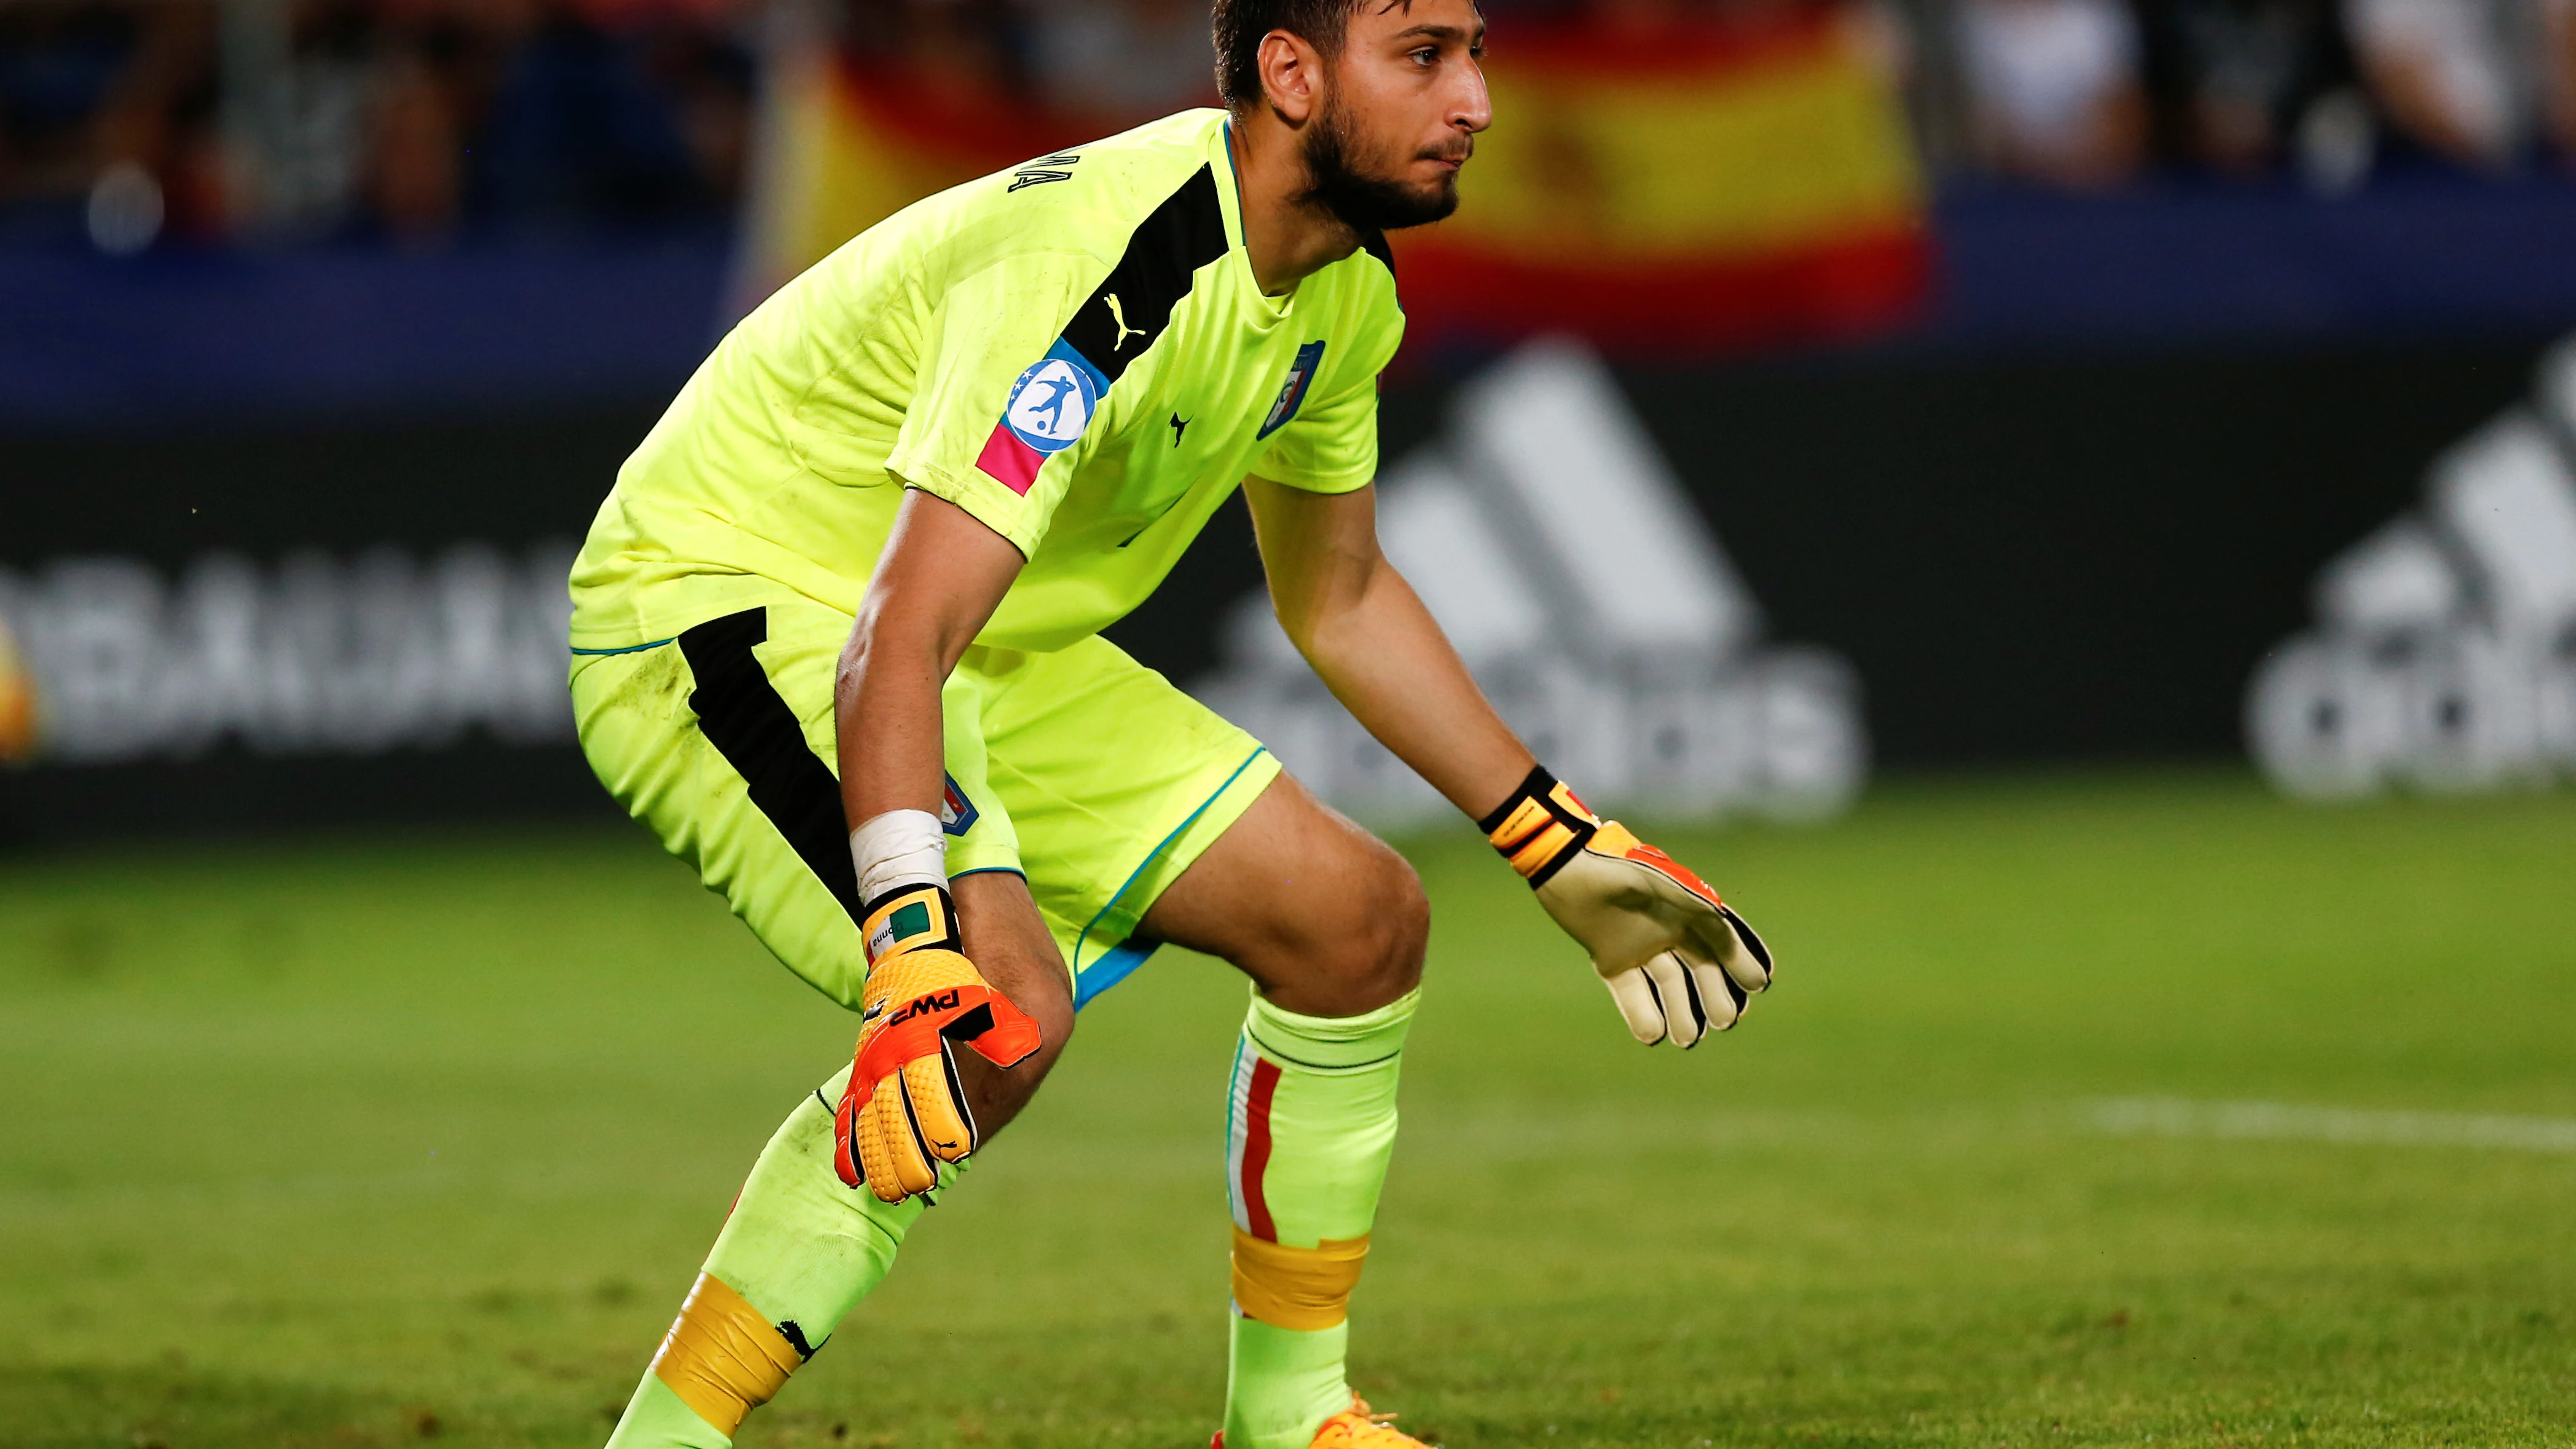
[1482,766,1774,1048]
[831,882,1042,1203]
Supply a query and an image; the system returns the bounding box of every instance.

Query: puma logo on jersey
[1106,294,1147,351]
[1170,413,1188,444]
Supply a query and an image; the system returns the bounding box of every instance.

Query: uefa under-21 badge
[1004,353,1101,454]
[975,339,1110,496]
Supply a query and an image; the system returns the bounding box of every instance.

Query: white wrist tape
[849,809,948,904]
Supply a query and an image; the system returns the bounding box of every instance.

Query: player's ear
[1257,29,1322,125]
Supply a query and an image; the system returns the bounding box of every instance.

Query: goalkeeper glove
[831,881,1043,1203]
[1482,765,1773,1048]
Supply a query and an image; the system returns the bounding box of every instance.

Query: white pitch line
[2086,1098,2576,1154]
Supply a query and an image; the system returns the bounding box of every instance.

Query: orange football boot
[1211,1396,1433,1448]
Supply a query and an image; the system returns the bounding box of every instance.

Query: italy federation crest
[939,773,979,836]
[1257,340,1328,439]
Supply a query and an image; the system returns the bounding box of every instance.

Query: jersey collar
[1213,115,1294,324]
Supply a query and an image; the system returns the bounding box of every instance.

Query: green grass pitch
[2,770,2570,1448]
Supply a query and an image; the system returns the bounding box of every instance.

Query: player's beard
[1299,90,1462,234]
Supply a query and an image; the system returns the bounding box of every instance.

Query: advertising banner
[0,413,650,842]
[2248,337,2576,796]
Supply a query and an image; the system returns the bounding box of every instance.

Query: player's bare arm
[836,489,1022,829]
[1245,474,1779,1046]
[1243,474,1532,812]
[827,489,1064,1202]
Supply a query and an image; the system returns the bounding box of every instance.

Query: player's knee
[1311,842,1427,1011]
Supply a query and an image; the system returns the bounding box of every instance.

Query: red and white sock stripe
[1225,1040,1281,1242]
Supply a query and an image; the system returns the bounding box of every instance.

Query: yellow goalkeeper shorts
[568,589,1278,1012]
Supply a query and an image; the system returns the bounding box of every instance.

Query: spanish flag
[1392,15,1930,354]
[737,10,1927,356]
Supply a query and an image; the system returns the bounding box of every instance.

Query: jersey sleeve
[882,252,1102,557]
[1253,273,1405,495]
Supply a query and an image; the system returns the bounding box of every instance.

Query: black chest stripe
[1059,165,1230,388]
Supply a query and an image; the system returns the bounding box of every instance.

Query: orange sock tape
[1230,1227,1371,1330]
[648,1272,803,1435]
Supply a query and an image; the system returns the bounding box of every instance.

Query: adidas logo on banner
[2248,337,2576,798]
[1195,338,1868,825]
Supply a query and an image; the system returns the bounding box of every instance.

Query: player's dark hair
[1211,0,1375,109]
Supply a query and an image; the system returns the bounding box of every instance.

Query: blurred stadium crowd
[6,0,2576,253]
[1923,0,2576,188]
[0,0,756,248]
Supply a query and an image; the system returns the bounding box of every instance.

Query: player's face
[1302,0,1490,232]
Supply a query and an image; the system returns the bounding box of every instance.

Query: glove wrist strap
[860,881,964,968]
[1478,764,1601,889]
[852,809,960,968]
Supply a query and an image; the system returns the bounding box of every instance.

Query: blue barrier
[0,237,731,424]
[1921,171,2576,350]
[5,172,2574,422]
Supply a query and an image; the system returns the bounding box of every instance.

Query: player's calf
[1142,776,1429,1448]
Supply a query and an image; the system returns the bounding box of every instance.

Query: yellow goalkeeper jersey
[568,108,1404,654]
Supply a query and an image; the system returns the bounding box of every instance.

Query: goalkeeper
[567,0,1773,1443]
